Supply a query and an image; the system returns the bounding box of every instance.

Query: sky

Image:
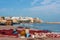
[0,0,60,22]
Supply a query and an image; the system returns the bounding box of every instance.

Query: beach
[0,26,60,40]
[0,37,60,40]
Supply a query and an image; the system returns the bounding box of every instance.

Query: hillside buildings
[0,16,43,25]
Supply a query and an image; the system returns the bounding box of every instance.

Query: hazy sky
[0,0,60,22]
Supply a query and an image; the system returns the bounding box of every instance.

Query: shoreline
[0,26,60,40]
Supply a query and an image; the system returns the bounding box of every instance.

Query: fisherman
[13,28,18,34]
[20,30,26,38]
[25,27,31,38]
[19,27,31,38]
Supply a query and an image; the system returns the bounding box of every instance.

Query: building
[33,17,43,23]
[19,17,34,23]
[0,17,6,24]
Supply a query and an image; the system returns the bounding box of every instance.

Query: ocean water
[13,23,60,32]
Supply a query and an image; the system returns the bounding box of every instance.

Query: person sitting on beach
[20,30,26,38]
[25,27,31,38]
[13,29,18,34]
[19,27,31,38]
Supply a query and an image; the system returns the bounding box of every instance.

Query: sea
[13,23,60,32]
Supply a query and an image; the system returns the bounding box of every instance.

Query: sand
[0,26,60,40]
[0,37,60,40]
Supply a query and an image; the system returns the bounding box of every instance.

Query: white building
[11,17,19,20]
[19,17,34,23]
[5,17,11,20]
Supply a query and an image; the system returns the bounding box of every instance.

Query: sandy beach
[0,37,60,40]
[0,26,60,40]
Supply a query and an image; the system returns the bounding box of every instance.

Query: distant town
[0,16,43,25]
